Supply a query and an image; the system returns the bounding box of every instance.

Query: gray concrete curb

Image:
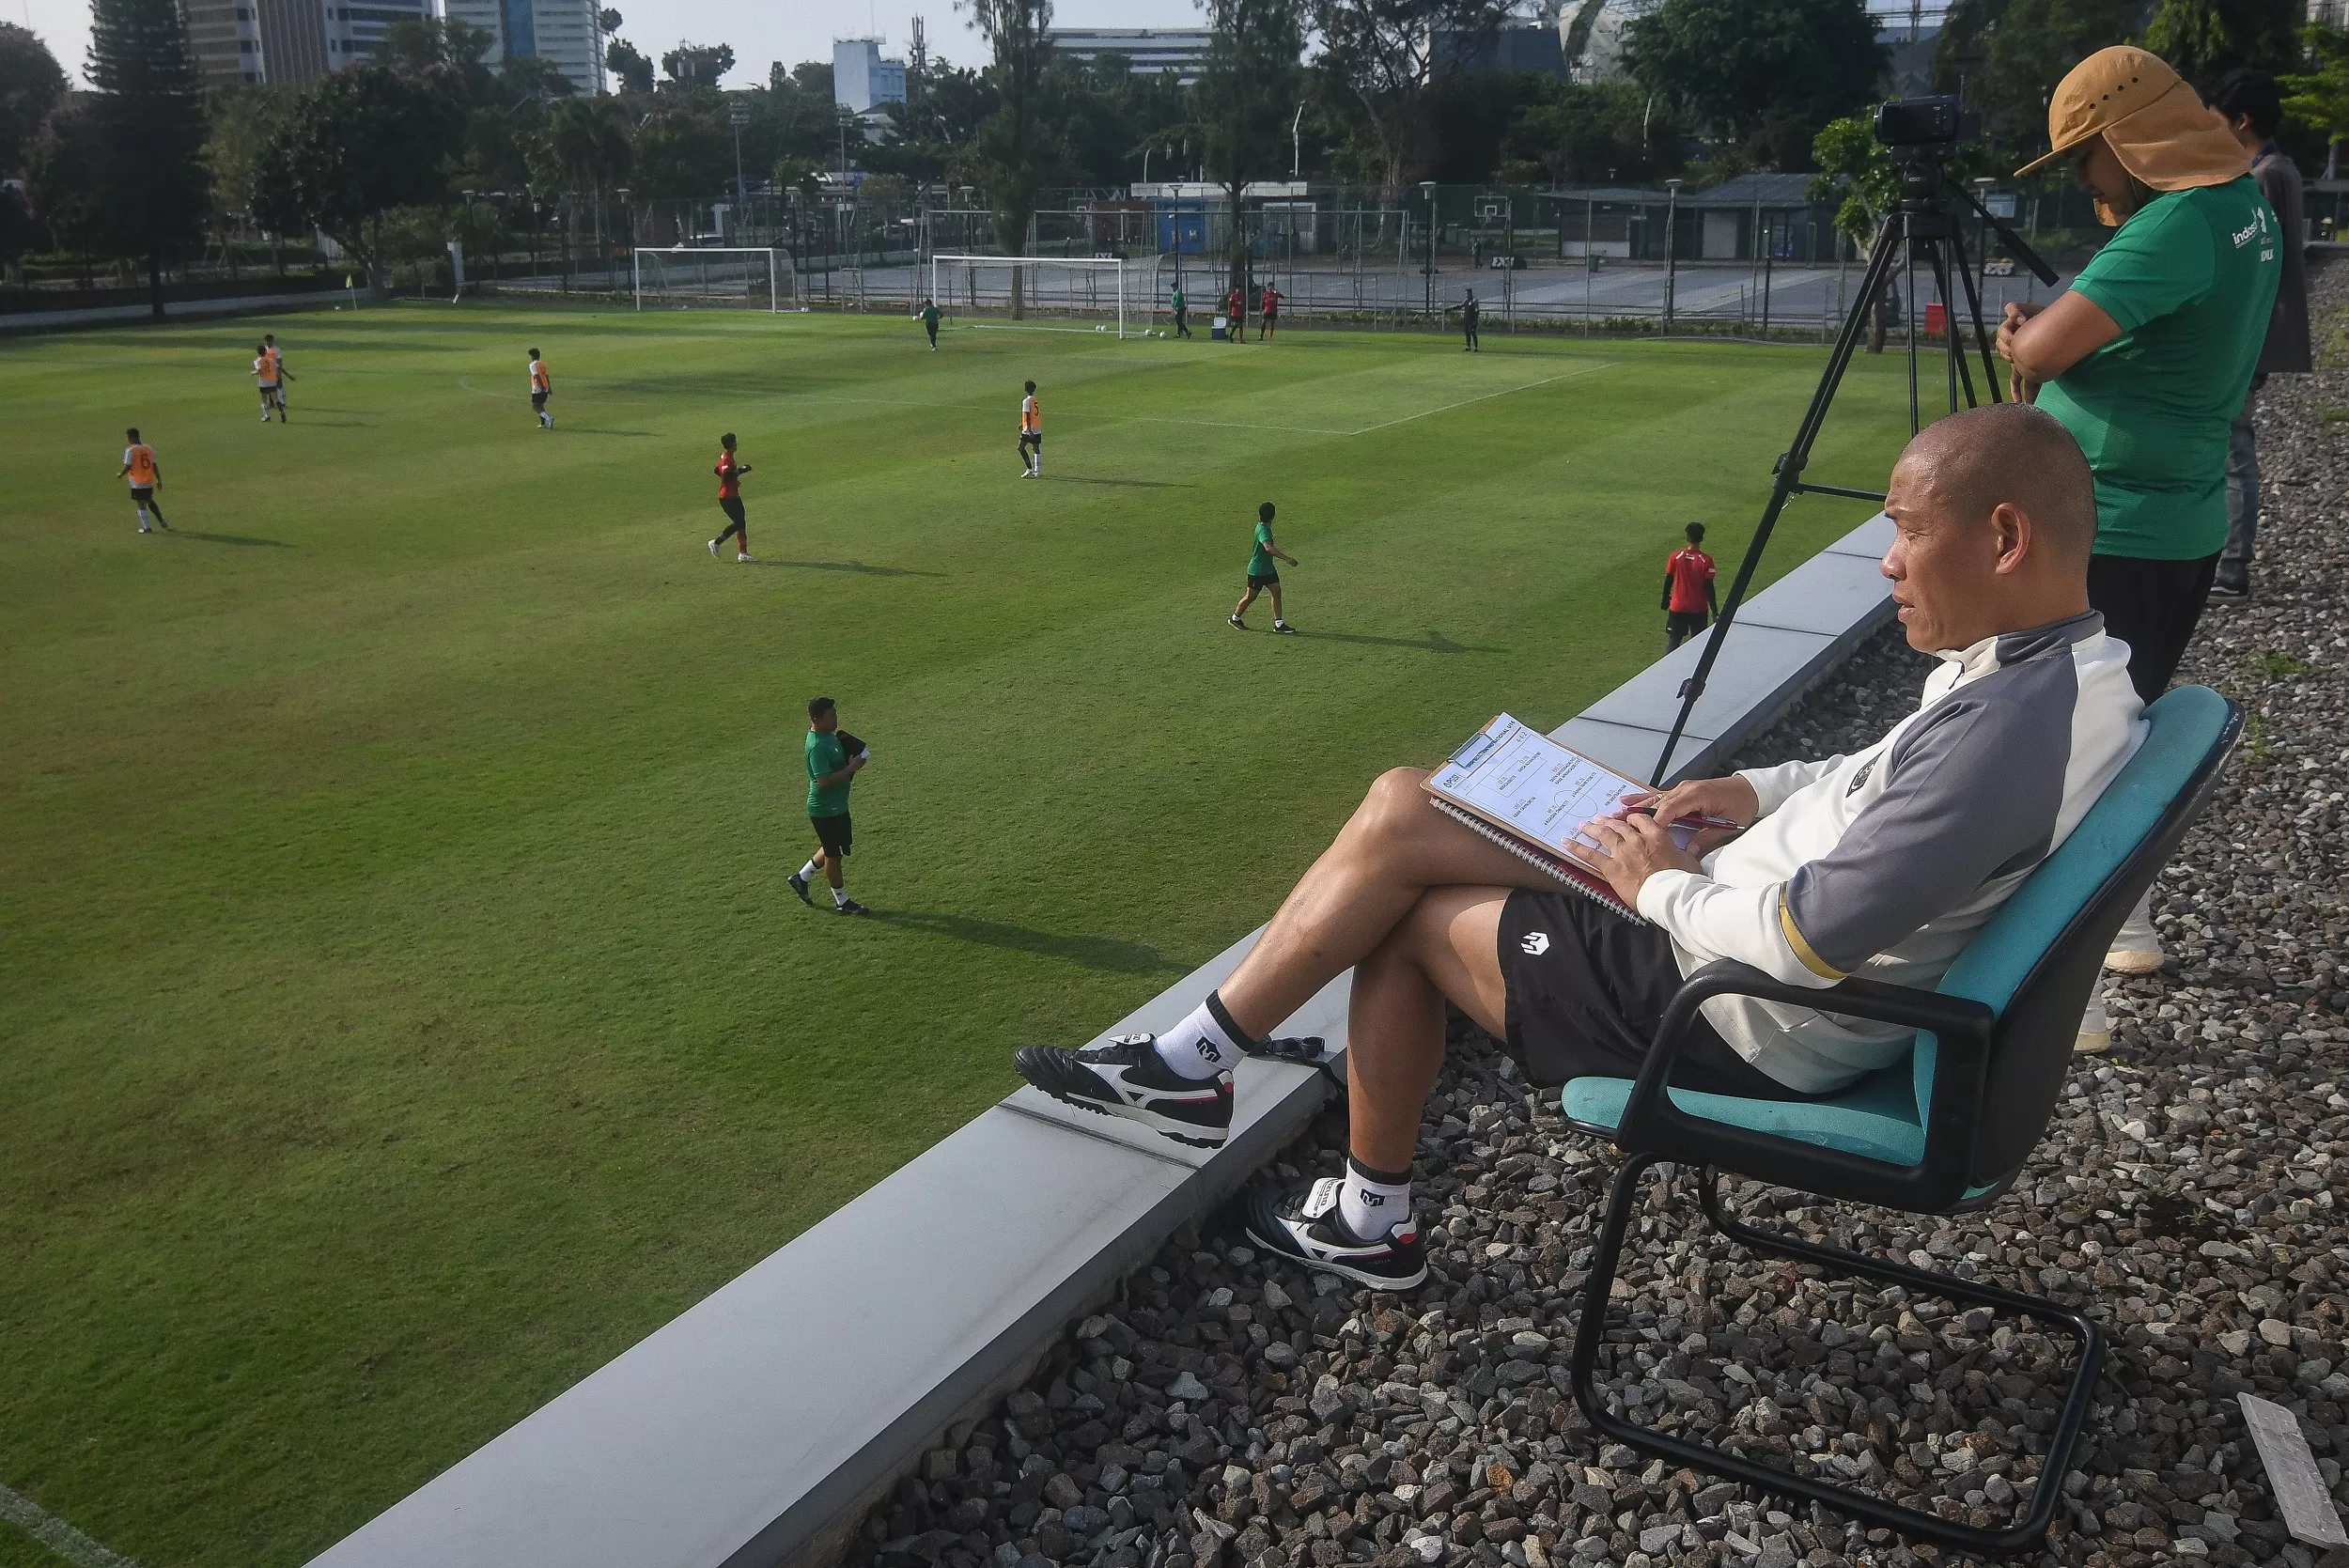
[302,513,1893,1568]
[0,289,351,333]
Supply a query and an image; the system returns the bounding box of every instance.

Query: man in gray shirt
[2206,69,2313,599]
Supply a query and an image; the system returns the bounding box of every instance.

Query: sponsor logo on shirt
[1846,758,1876,795]
[1520,931,1549,955]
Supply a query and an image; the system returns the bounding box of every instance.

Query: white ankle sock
[799,860,818,879]
[1338,1156,1411,1240]
[1153,991,1248,1080]
[832,884,849,908]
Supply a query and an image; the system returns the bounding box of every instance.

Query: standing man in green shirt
[1230,501,1299,633]
[918,296,941,350]
[788,696,870,916]
[1172,283,1191,339]
[1997,44,2275,1020]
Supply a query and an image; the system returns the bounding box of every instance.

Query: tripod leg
[1905,230,1922,435]
[1925,240,1967,413]
[1650,215,1907,785]
[1949,223,2004,405]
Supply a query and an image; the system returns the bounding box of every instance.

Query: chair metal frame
[1561,696,2240,1556]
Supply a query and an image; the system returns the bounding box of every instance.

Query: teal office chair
[1560,685,2239,1556]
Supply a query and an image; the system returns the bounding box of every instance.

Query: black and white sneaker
[1244,1176,1427,1290]
[1015,1034,1234,1147]
[1229,614,1247,630]
[786,872,813,906]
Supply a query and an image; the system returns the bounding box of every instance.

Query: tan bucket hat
[2015,45,2251,189]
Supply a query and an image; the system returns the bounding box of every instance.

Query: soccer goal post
[927,255,1139,338]
[632,248,789,312]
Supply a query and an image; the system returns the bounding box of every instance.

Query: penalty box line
[0,1480,144,1568]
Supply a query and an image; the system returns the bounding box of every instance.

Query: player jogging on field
[918,297,941,350]
[528,349,552,428]
[788,696,870,916]
[1019,380,1042,477]
[263,334,292,415]
[708,432,754,562]
[118,427,170,533]
[252,341,287,422]
[1662,521,1718,650]
[1258,283,1279,341]
[1230,501,1298,633]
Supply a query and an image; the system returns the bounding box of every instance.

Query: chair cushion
[1561,1067,1925,1166]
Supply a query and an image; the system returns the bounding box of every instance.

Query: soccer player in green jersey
[788,696,870,915]
[1230,501,1298,633]
[918,297,941,349]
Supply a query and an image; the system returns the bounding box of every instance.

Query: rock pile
[849,269,2349,1568]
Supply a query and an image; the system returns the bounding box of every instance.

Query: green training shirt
[1247,520,1276,577]
[805,729,849,816]
[921,303,940,329]
[2036,177,2279,561]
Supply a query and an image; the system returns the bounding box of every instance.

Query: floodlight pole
[1420,180,1437,320]
[1661,178,1682,334]
[730,105,750,242]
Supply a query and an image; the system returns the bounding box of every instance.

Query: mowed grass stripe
[0,303,1915,1568]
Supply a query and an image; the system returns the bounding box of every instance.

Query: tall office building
[1049,28,1213,84]
[189,0,432,85]
[832,38,906,113]
[437,0,607,94]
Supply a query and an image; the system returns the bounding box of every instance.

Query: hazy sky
[15,0,1207,86]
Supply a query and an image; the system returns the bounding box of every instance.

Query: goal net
[633,248,790,311]
[926,255,1148,338]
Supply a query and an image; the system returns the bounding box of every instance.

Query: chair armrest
[1611,959,1997,1211]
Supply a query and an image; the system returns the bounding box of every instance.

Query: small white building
[834,39,908,113]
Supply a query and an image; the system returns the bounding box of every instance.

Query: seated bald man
[1017,403,2147,1290]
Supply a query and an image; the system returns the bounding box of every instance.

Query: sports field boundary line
[1346,362,1614,433]
[0,1480,144,1568]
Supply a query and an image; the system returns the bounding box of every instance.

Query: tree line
[2,0,2346,318]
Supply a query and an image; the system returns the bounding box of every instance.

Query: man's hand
[1615,774,1758,857]
[848,753,867,773]
[1564,815,1705,906]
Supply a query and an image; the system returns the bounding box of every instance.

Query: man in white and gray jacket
[1017,403,2146,1291]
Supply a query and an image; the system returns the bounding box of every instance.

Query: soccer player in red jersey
[1662,521,1718,650]
[1258,283,1279,341]
[708,432,754,562]
[1227,284,1245,344]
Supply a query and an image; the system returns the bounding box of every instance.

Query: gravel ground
[851,265,2349,1568]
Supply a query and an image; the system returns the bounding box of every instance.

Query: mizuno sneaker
[1015,1034,1234,1148]
[1244,1176,1428,1291]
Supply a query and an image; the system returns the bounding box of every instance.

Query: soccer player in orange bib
[528,349,553,428]
[1019,380,1042,477]
[262,334,293,415]
[252,341,286,422]
[117,427,170,533]
[708,432,754,562]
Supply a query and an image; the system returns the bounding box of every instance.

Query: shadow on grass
[871,909,1190,976]
[1289,628,1501,655]
[758,559,945,578]
[174,531,293,548]
[556,427,655,437]
[1048,474,1192,489]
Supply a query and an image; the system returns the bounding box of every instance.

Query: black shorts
[1497,890,1812,1099]
[1019,431,1041,448]
[1247,571,1280,589]
[531,390,549,409]
[2087,551,2218,706]
[131,486,154,502]
[811,812,852,858]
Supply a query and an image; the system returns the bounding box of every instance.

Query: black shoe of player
[1244,1175,1428,1290]
[1229,614,1247,630]
[2208,573,2249,600]
[835,898,870,916]
[1015,1034,1233,1147]
[787,871,814,906]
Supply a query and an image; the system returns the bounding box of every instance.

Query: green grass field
[0,303,1918,1568]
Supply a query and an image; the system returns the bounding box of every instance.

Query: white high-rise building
[437,0,607,94]
[832,38,907,113]
[188,0,432,85]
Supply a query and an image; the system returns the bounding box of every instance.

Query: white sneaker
[2105,894,2164,974]
[2076,995,2112,1054]
[708,539,720,558]
[738,553,754,563]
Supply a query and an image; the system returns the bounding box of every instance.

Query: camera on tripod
[1873,95,1979,163]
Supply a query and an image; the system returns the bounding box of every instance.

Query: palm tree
[541,95,633,254]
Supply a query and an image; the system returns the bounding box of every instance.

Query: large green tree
[24,102,105,283]
[969,0,1061,317]
[1626,0,1885,170]
[2141,0,2301,86]
[1199,0,1305,297]
[2282,22,2349,177]
[86,0,210,317]
[250,65,464,293]
[1310,0,1510,210]
[0,21,67,176]
[1931,0,2144,159]
[1495,81,1682,184]
[661,42,734,91]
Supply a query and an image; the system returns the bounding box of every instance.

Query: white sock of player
[135,505,149,529]
[1152,991,1249,1080]
[799,860,818,880]
[832,883,850,908]
[1338,1156,1412,1240]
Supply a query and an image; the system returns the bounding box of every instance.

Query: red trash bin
[1924,302,1948,337]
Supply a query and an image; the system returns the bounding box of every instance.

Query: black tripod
[1648,156,2059,785]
